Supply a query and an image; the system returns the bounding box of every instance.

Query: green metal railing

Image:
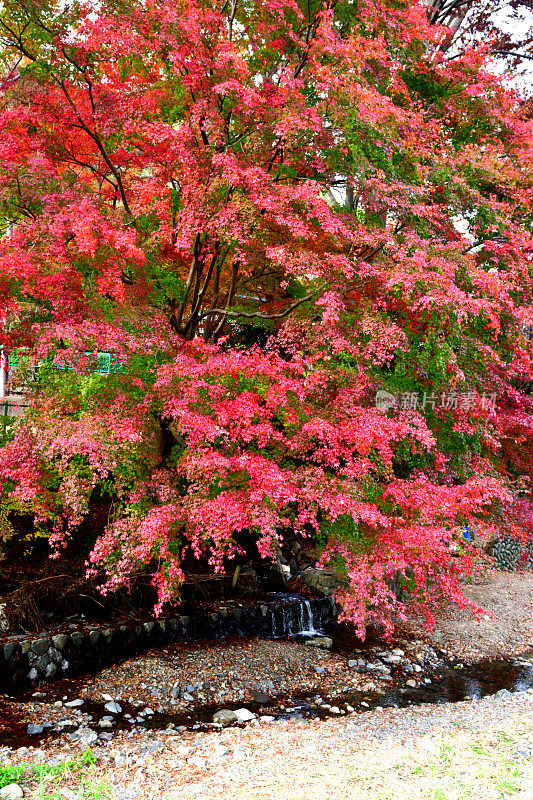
[9,349,123,375]
[1,398,29,417]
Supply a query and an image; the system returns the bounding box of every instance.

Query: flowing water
[1,595,532,748]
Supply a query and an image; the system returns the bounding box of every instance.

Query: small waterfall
[299,599,318,636]
[269,595,319,638]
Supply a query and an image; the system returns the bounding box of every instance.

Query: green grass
[0,749,111,799]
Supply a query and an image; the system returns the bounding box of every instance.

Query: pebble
[104,702,122,715]
[382,654,402,664]
[64,699,84,708]
[0,786,24,800]
[233,708,255,723]
[70,727,98,747]
[26,724,43,736]
[251,690,270,704]
[305,637,333,650]
[212,709,238,726]
[495,689,512,701]
[406,679,417,688]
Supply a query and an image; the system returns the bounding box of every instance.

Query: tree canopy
[1,0,533,635]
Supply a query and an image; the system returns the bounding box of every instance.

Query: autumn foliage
[1,0,533,635]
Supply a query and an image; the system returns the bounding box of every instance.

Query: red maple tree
[0,0,532,635]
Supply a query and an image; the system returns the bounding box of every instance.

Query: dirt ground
[405,571,533,661]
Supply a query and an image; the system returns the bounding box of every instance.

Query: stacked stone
[490,535,533,571]
[0,595,339,690]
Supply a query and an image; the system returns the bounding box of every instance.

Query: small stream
[1,596,532,749]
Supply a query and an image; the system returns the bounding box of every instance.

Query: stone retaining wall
[0,595,339,691]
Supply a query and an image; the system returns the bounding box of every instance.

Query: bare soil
[404,571,533,661]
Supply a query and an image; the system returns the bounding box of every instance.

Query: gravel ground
[1,571,533,799]
[3,690,533,800]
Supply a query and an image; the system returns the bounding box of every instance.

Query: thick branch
[198,290,320,323]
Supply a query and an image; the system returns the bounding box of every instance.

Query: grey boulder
[211,709,238,726]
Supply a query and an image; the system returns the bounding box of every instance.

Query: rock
[182,693,194,702]
[27,668,38,682]
[30,638,51,656]
[0,604,10,633]
[392,649,405,657]
[212,709,238,726]
[314,666,325,675]
[0,785,24,800]
[52,635,69,651]
[73,727,98,748]
[3,643,15,662]
[65,699,84,708]
[113,752,128,767]
[213,744,230,757]
[366,662,391,675]
[406,679,417,688]
[170,685,180,701]
[299,567,348,597]
[495,689,512,700]
[382,654,402,665]
[48,647,63,664]
[104,701,122,715]
[233,708,255,723]
[251,690,270,704]
[305,636,333,649]
[27,724,44,736]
